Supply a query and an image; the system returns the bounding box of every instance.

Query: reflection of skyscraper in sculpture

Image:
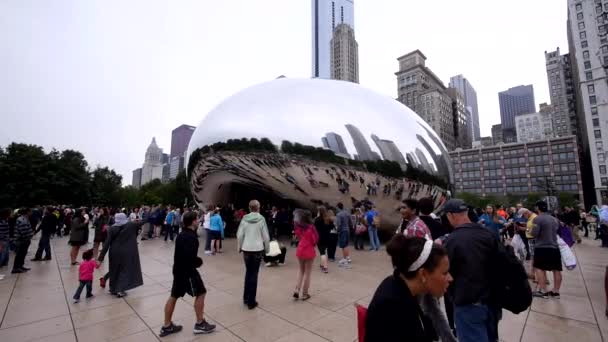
[345,124,376,160]
[406,153,419,168]
[416,130,453,184]
[371,134,407,169]
[415,148,434,174]
[322,132,350,158]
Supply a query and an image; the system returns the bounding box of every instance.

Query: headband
[408,240,434,272]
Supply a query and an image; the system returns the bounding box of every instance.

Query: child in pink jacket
[293,209,319,301]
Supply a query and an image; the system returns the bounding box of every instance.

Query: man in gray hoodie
[236,200,270,310]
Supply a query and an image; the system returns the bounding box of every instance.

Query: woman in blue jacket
[478,205,506,240]
[209,208,224,254]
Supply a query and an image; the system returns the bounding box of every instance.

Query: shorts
[338,230,349,248]
[318,243,327,256]
[209,230,221,240]
[533,247,562,271]
[171,272,207,298]
[528,238,535,258]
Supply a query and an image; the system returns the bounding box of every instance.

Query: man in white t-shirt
[202,205,213,255]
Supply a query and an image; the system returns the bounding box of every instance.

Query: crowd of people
[0,196,607,341]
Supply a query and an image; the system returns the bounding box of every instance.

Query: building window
[594,118,600,126]
[597,141,604,151]
[585,61,592,69]
[601,165,607,174]
[597,5,603,13]
[599,153,606,162]
[595,129,602,139]
[579,21,586,30]
[577,12,584,20]
[604,55,608,65]
[586,71,593,80]
[602,177,608,186]
[583,50,590,59]
[580,31,587,39]
[582,40,588,48]
[576,3,582,11]
[590,95,597,105]
[592,106,599,115]
[588,84,596,94]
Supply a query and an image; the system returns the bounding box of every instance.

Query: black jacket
[39,213,58,235]
[419,215,448,240]
[365,270,435,342]
[173,228,200,277]
[445,223,499,306]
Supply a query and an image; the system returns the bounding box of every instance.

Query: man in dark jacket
[444,199,501,342]
[418,197,448,240]
[12,208,34,273]
[160,211,215,337]
[32,207,57,261]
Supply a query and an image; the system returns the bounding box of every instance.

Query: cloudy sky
[0,0,568,184]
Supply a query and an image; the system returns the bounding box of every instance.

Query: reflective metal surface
[187,78,452,230]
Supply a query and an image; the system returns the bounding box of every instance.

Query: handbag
[267,240,282,257]
[355,224,367,235]
[558,236,577,270]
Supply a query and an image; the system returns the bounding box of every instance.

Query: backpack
[492,243,532,314]
[372,214,381,227]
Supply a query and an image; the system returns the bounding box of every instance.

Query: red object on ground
[355,304,367,342]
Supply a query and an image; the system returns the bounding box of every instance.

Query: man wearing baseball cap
[444,199,502,342]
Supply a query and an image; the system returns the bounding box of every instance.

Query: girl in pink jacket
[293,209,318,301]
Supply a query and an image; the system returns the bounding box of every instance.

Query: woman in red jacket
[293,209,319,301]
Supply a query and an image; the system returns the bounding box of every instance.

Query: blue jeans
[0,240,9,267]
[368,226,380,250]
[454,303,501,342]
[73,280,93,299]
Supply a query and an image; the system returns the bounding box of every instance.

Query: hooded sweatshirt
[236,212,270,253]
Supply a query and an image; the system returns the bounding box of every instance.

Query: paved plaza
[0,233,606,342]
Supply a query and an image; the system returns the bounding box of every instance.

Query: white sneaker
[265,262,272,267]
[73,299,80,304]
[0,274,5,280]
[204,251,212,255]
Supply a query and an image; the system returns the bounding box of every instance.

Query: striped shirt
[15,216,33,241]
[0,219,9,241]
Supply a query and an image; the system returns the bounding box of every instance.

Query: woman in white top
[202,204,213,255]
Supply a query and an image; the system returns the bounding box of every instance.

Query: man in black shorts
[531,201,562,299]
[160,211,216,337]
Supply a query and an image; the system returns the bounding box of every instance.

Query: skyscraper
[345,124,375,160]
[330,23,359,83]
[567,0,608,204]
[170,124,196,158]
[396,50,455,151]
[449,75,480,141]
[132,168,142,188]
[322,132,350,157]
[141,137,164,185]
[545,48,578,137]
[311,0,354,79]
[371,134,407,169]
[498,85,536,143]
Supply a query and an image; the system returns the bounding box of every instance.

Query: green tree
[90,167,123,206]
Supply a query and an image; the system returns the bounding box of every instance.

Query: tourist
[97,213,144,297]
[32,206,57,261]
[12,208,33,273]
[478,204,506,240]
[69,208,89,265]
[140,206,151,240]
[171,208,181,237]
[335,202,352,268]
[353,208,366,250]
[518,208,537,276]
[444,199,501,342]
[92,208,111,261]
[314,206,333,273]
[293,209,318,301]
[418,197,448,240]
[400,199,432,239]
[209,207,224,254]
[236,200,270,310]
[326,208,338,261]
[366,205,380,251]
[0,208,11,278]
[72,249,96,303]
[531,200,562,299]
[202,204,214,255]
[600,205,608,247]
[160,211,216,337]
[164,206,175,241]
[365,235,452,342]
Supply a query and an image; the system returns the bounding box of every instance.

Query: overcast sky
[0,0,568,184]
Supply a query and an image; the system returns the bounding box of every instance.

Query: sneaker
[86,294,94,299]
[532,290,548,299]
[11,268,25,274]
[547,291,560,299]
[159,322,183,337]
[193,320,216,334]
[99,277,106,288]
[204,250,213,255]
[247,302,258,310]
[0,274,5,280]
[265,262,272,267]
[73,298,80,304]
[116,292,127,298]
[30,258,42,262]
[21,267,30,271]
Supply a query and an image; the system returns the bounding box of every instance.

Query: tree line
[0,143,192,208]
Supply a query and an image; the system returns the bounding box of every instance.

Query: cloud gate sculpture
[187,78,453,232]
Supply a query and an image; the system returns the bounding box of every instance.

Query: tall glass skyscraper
[498,85,536,143]
[311,0,354,79]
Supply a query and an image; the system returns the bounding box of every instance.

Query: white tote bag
[510,234,526,262]
[267,240,282,257]
[558,236,577,270]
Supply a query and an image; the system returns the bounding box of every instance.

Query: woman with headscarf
[69,208,89,265]
[97,213,144,297]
